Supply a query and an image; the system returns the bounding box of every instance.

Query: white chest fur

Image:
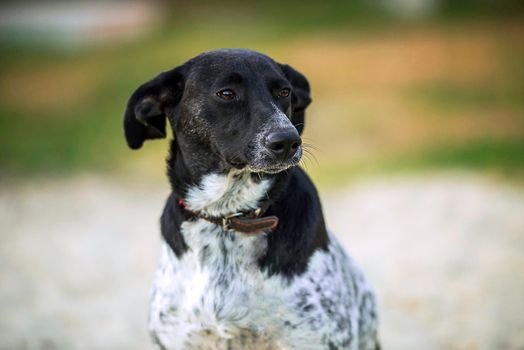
[184,172,272,216]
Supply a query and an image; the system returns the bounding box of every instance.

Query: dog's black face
[124,49,311,175]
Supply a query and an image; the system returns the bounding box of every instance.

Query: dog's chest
[149,173,291,348]
[149,222,289,349]
[148,172,379,349]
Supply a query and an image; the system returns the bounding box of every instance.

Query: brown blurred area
[1,1,523,349]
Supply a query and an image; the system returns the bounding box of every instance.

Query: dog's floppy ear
[124,66,186,149]
[279,63,312,135]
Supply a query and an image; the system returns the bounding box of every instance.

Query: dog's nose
[265,130,302,159]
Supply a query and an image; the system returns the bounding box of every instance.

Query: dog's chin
[224,149,302,174]
[245,157,302,175]
[247,165,293,174]
[225,161,295,174]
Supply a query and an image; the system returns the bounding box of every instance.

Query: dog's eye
[216,89,236,101]
[278,88,291,98]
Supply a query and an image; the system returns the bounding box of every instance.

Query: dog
[124,49,379,350]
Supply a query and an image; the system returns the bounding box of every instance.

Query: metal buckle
[222,212,242,231]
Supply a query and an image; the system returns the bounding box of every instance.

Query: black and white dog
[124,49,379,350]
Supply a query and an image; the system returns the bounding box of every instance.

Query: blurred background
[1,0,523,349]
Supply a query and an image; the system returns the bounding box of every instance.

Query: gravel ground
[1,173,523,350]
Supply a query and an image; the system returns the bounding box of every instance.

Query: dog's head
[124,49,311,174]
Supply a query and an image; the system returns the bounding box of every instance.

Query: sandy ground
[1,173,523,350]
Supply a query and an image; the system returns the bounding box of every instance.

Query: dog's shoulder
[279,231,378,349]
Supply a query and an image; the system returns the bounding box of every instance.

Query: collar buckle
[222,212,243,231]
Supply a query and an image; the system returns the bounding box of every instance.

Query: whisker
[301,144,319,158]
[302,156,311,169]
[302,143,321,152]
[303,149,319,166]
[305,153,316,166]
[300,151,315,169]
[303,144,319,155]
[305,151,319,165]
[300,154,310,165]
[301,137,322,150]
[299,161,309,171]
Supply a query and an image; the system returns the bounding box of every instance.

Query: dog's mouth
[248,165,294,174]
[244,147,302,174]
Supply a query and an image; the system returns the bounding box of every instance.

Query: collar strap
[177,199,279,234]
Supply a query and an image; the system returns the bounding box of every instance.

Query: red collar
[177,199,279,235]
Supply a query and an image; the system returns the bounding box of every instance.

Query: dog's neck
[163,140,329,279]
[163,141,281,267]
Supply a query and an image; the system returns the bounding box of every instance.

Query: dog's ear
[278,63,312,135]
[124,66,186,149]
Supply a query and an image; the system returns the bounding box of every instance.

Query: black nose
[265,130,302,159]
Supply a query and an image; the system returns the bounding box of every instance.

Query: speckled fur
[149,172,379,350]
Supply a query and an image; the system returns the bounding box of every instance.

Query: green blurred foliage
[0,1,523,185]
[437,0,524,17]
